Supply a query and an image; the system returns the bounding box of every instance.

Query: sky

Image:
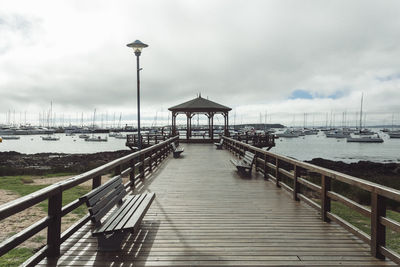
[1,0,400,127]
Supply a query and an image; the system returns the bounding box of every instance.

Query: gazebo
[168,95,232,142]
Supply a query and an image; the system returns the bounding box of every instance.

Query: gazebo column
[224,112,229,136]
[190,113,196,138]
[172,112,176,136]
[211,113,214,141]
[186,112,190,140]
[207,113,211,138]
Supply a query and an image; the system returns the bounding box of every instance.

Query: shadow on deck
[38,144,393,266]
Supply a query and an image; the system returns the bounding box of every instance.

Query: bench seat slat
[111,194,148,232]
[120,193,155,230]
[91,189,127,224]
[93,194,141,235]
[104,194,145,233]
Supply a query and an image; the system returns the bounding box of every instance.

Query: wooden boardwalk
[39,144,393,266]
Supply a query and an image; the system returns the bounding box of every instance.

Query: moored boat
[1,136,21,140]
[41,135,60,141]
[388,131,400,138]
[85,135,108,142]
[346,134,383,143]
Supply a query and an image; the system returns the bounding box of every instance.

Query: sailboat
[42,102,60,141]
[346,93,383,143]
[85,109,107,142]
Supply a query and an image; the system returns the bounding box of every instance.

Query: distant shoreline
[1,151,399,189]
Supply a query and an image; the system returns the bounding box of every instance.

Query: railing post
[115,165,121,176]
[92,175,101,190]
[263,153,268,180]
[254,151,258,172]
[47,189,62,257]
[130,159,135,189]
[321,175,331,222]
[293,165,299,201]
[275,158,281,188]
[149,152,153,172]
[140,152,145,179]
[371,192,386,259]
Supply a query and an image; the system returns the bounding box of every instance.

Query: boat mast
[359,93,363,131]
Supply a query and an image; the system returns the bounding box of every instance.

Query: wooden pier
[0,136,399,266]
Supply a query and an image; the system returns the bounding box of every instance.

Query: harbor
[2,1,400,266]
[1,126,400,163]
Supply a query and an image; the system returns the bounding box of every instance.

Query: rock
[0,150,133,176]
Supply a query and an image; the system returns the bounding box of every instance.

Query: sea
[1,131,399,163]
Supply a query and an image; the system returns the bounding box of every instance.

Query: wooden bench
[171,142,184,158]
[214,139,224,149]
[80,176,155,251]
[230,151,256,174]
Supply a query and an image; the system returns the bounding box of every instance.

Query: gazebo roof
[169,95,231,112]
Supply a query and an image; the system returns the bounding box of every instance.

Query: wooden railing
[126,133,171,148]
[223,136,400,264]
[0,136,178,266]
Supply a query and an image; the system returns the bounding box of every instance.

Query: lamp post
[127,40,148,150]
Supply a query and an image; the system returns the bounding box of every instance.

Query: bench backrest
[171,142,177,151]
[218,139,224,145]
[80,176,126,226]
[242,151,255,166]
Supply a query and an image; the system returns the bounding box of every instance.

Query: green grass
[0,248,34,267]
[0,175,90,214]
[331,201,400,254]
[0,175,91,266]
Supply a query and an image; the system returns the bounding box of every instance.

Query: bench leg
[96,232,125,252]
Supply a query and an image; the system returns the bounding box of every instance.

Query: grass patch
[0,247,34,267]
[330,201,400,254]
[0,176,48,198]
[0,176,90,214]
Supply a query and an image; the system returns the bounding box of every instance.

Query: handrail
[0,135,178,266]
[223,135,400,265]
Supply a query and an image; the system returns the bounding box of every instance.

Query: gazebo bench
[214,139,224,149]
[171,142,184,158]
[230,151,256,174]
[80,176,155,251]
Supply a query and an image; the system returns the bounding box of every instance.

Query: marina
[1,128,400,163]
[2,2,400,266]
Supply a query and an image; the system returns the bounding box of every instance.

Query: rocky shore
[306,158,400,190]
[2,151,399,190]
[0,150,133,176]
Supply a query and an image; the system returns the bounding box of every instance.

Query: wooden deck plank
[38,143,394,266]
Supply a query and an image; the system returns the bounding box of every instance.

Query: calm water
[1,131,399,163]
[269,131,400,163]
[0,133,128,154]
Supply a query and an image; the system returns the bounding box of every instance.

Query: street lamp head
[127,40,148,56]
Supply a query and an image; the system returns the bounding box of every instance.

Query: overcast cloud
[1,0,400,126]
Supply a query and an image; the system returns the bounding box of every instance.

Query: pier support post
[263,154,268,179]
[92,176,101,190]
[130,159,136,189]
[293,165,299,201]
[47,189,62,257]
[371,192,386,259]
[275,158,281,188]
[321,175,331,222]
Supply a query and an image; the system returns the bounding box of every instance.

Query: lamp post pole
[127,40,148,151]
[135,51,142,150]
